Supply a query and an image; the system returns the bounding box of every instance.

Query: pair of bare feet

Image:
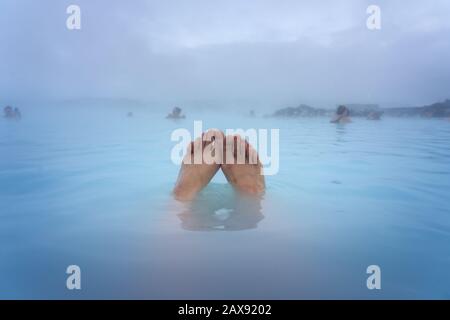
[173,130,265,201]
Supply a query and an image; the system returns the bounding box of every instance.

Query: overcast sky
[1,0,449,108]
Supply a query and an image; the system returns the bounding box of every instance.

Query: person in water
[3,106,14,118]
[330,105,351,123]
[166,107,186,119]
[13,107,21,119]
[173,129,265,201]
[3,106,21,119]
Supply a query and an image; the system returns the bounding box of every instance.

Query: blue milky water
[1,105,449,299]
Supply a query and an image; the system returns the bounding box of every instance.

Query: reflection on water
[334,123,348,143]
[177,183,264,231]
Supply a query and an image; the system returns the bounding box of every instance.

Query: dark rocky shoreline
[270,99,450,118]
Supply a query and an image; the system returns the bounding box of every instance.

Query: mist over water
[2,0,450,108]
[1,0,450,300]
[1,105,449,298]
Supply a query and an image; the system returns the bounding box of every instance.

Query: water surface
[1,106,449,299]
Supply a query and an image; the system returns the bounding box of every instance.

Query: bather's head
[336,105,349,116]
[173,107,182,115]
[4,106,13,117]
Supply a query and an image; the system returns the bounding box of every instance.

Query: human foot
[173,130,224,201]
[221,135,265,196]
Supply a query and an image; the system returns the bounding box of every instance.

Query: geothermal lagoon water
[1,105,449,299]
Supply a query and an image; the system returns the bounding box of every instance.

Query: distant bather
[166,107,186,119]
[13,107,21,119]
[3,106,21,120]
[330,105,351,124]
[3,106,13,118]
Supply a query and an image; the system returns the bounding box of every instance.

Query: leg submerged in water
[173,130,223,201]
[221,135,265,196]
